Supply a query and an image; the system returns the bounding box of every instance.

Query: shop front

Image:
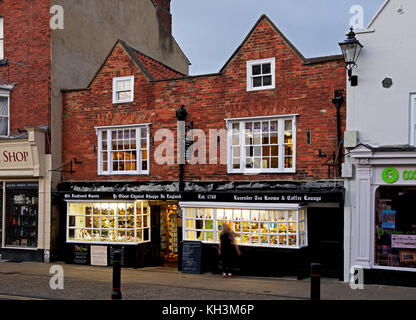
[57,181,344,278]
[0,127,52,262]
[348,145,416,286]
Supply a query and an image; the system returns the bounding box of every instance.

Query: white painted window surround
[95,124,150,176]
[0,90,10,137]
[226,115,297,174]
[246,58,275,91]
[112,76,134,103]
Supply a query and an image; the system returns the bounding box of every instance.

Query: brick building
[60,15,347,278]
[0,0,189,262]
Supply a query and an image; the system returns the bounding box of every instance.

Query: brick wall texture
[0,0,51,136]
[62,17,346,183]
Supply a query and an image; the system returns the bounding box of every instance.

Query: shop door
[160,204,179,265]
[147,206,161,266]
[307,207,343,279]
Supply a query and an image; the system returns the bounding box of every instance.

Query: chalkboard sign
[109,246,126,266]
[181,241,202,274]
[73,244,89,265]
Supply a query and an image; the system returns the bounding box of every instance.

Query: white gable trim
[366,0,391,29]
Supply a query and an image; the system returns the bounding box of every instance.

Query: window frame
[112,76,134,104]
[226,115,297,174]
[0,91,10,138]
[95,124,150,176]
[246,57,276,92]
[180,202,307,249]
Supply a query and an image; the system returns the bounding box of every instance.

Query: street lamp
[338,27,363,87]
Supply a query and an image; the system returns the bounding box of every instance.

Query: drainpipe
[332,90,344,178]
[176,105,187,192]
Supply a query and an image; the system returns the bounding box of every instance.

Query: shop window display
[5,187,38,248]
[375,187,416,269]
[182,205,307,249]
[67,201,151,245]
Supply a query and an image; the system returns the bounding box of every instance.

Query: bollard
[111,251,122,300]
[310,263,321,301]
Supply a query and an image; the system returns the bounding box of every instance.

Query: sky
[171,0,386,75]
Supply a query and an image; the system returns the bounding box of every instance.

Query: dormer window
[113,76,134,103]
[246,58,275,91]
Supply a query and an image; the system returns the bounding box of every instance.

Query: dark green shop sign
[382,167,416,184]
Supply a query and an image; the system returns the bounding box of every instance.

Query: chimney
[152,0,172,34]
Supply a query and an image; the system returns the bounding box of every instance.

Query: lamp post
[338,27,363,87]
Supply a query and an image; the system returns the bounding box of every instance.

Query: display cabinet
[66,201,151,245]
[181,202,307,249]
[5,192,38,248]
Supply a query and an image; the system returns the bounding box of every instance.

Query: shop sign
[63,191,342,203]
[0,146,33,169]
[380,167,416,184]
[392,235,416,249]
[73,244,89,265]
[382,168,399,184]
[382,210,396,229]
[90,246,108,266]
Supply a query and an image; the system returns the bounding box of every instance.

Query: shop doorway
[148,201,179,266]
[307,207,344,279]
[160,203,179,265]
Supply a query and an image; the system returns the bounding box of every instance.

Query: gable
[86,40,185,89]
[220,14,342,74]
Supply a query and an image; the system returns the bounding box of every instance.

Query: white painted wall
[344,0,416,282]
[347,0,416,147]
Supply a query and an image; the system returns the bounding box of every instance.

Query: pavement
[1,259,416,300]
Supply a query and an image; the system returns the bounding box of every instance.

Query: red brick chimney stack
[152,0,172,34]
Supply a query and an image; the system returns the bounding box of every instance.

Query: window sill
[97,173,150,176]
[2,245,38,251]
[112,100,134,105]
[66,240,151,246]
[227,169,296,175]
[246,85,275,92]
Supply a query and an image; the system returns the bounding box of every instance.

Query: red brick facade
[0,0,51,137]
[62,16,346,183]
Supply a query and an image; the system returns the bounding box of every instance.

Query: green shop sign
[382,167,416,184]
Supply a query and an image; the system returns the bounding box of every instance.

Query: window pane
[253,77,262,87]
[270,121,278,132]
[252,64,261,75]
[262,63,271,74]
[117,91,131,101]
[232,147,240,157]
[142,161,147,171]
[233,158,240,169]
[285,120,292,131]
[0,118,8,136]
[232,135,239,145]
[263,75,272,86]
[284,132,293,143]
[270,157,278,168]
[285,157,292,168]
[285,145,293,156]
